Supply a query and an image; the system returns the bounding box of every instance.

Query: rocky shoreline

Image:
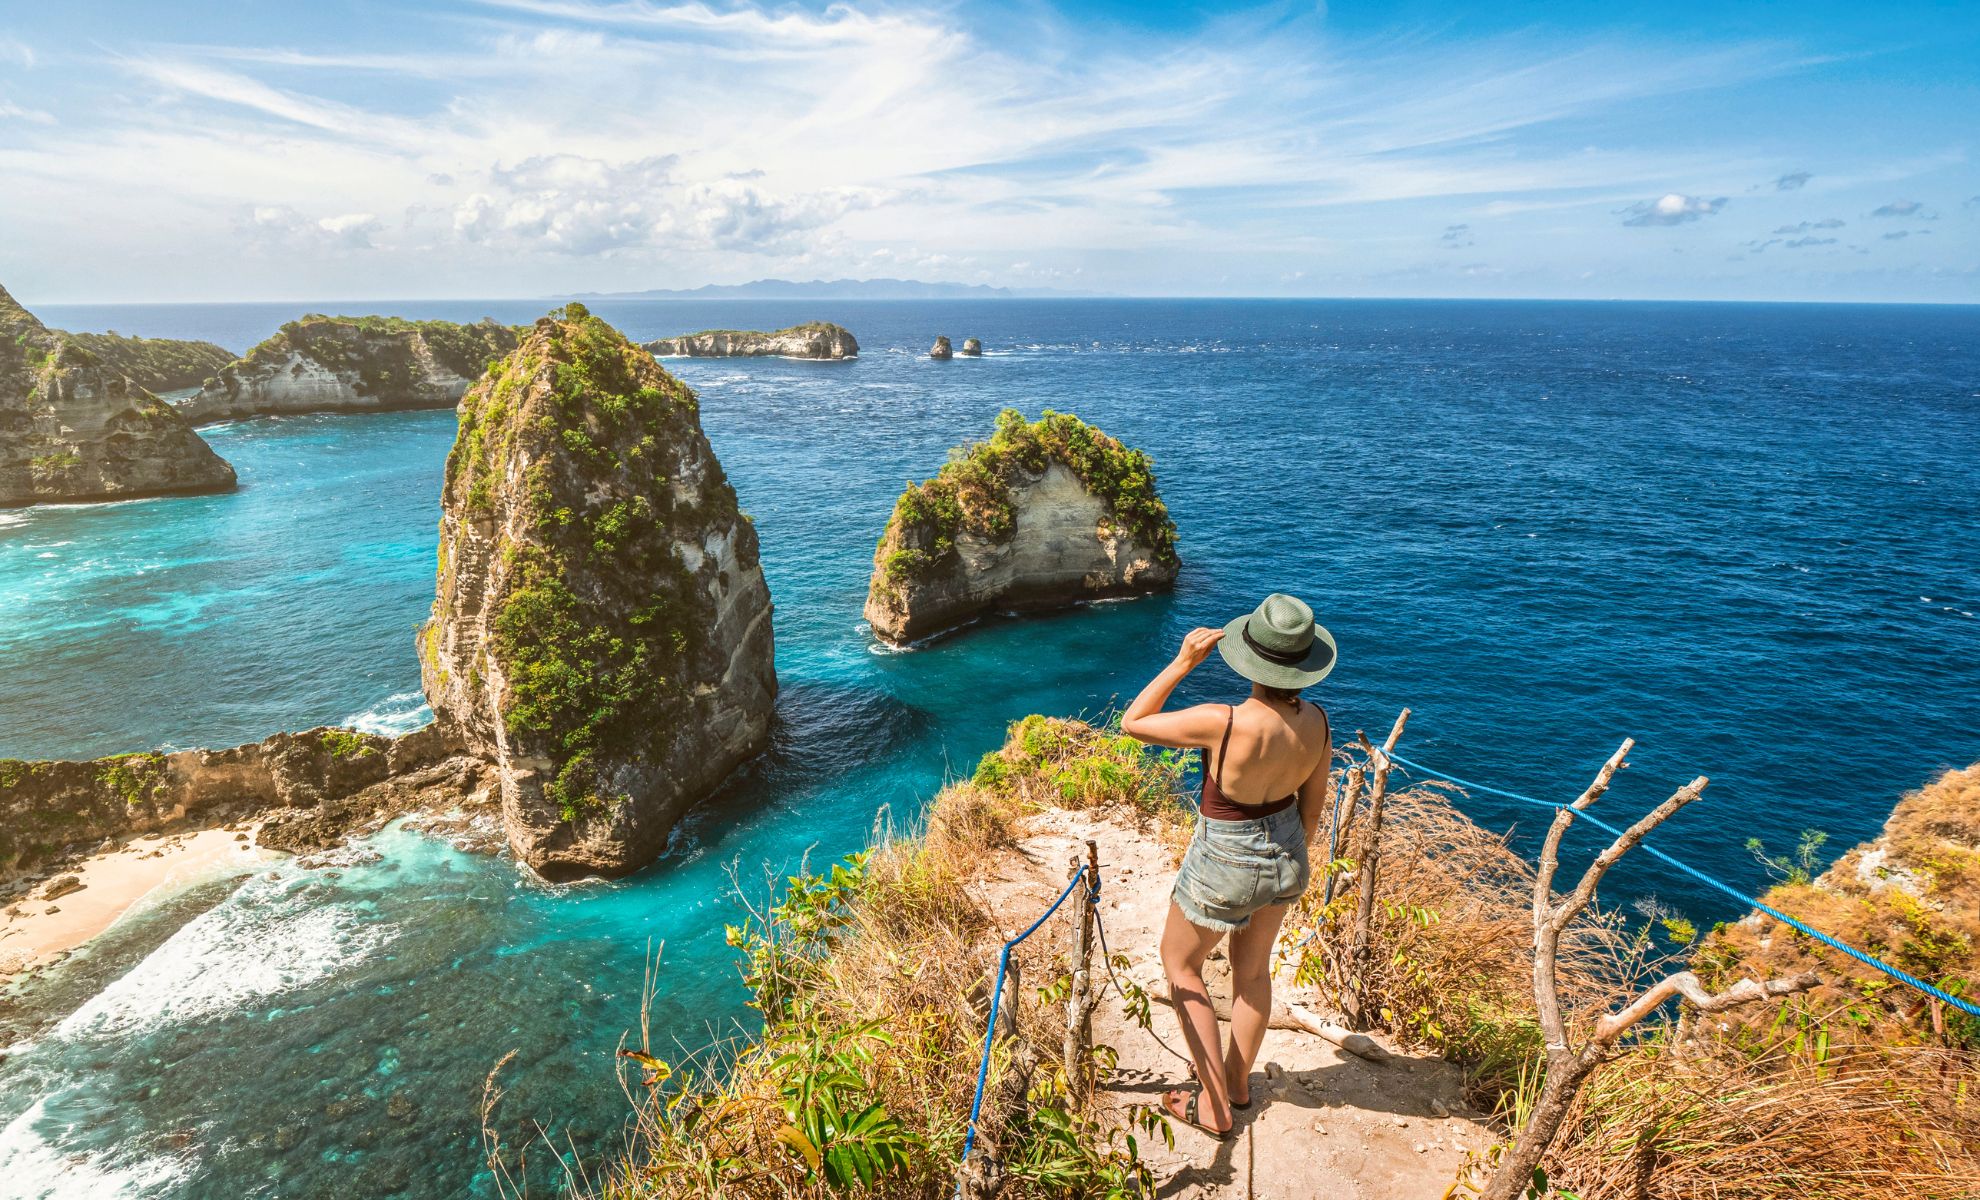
[0,722,497,904]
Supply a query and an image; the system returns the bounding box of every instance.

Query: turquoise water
[2,299,1977,1196]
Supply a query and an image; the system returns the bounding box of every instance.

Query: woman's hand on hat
[1174,627,1225,671]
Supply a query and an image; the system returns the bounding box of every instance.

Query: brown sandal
[1162,1087,1233,1139]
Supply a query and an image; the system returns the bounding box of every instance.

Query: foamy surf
[54,873,398,1041]
[343,691,432,736]
[0,1098,192,1199]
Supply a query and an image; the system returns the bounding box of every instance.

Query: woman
[1121,593,1336,1138]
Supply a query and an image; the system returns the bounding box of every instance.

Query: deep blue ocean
[2,298,1976,1197]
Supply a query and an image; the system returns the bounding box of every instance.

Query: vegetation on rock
[432,303,766,839]
[0,281,237,506]
[875,408,1178,591]
[56,330,234,392]
[238,314,520,398]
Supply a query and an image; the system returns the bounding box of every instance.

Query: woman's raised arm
[1120,627,1227,749]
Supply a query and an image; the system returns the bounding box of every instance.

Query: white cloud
[1620,193,1727,226]
[5,0,1956,300]
[0,38,34,69]
[0,100,55,125]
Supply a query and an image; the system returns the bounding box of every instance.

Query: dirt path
[972,806,1493,1199]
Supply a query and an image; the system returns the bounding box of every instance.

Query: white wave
[342,691,431,736]
[0,513,29,530]
[0,1098,193,1199]
[54,875,397,1041]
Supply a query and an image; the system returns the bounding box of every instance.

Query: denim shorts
[1171,804,1311,933]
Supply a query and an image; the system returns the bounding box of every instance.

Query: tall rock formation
[864,409,1179,644]
[929,336,953,360]
[0,283,236,507]
[421,304,776,880]
[178,315,519,425]
[960,338,983,357]
[644,322,857,359]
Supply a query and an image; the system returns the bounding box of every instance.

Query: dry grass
[507,716,1187,1200]
[1699,763,1980,1043]
[1303,741,1980,1199]
[1287,778,1644,1111]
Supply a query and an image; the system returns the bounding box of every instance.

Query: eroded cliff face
[177,315,520,425]
[422,304,776,880]
[864,409,1179,644]
[644,322,857,360]
[0,283,236,507]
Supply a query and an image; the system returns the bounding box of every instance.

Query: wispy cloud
[0,38,34,69]
[1620,193,1727,226]
[1869,198,1934,219]
[0,0,1972,300]
[0,100,55,125]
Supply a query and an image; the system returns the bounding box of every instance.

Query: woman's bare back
[1208,699,1331,806]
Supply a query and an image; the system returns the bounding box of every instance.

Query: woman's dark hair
[1261,684,1304,709]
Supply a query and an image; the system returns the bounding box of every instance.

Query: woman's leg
[1223,901,1289,1107]
[1160,902,1232,1131]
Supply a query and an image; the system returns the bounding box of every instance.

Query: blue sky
[1,1,1976,302]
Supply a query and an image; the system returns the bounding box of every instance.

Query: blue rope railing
[1383,749,1980,1020]
[954,862,1094,1196]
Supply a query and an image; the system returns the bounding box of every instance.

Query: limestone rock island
[961,337,983,356]
[644,322,857,360]
[178,314,520,425]
[0,282,236,507]
[421,304,776,880]
[55,330,235,394]
[864,409,1179,644]
[929,335,953,360]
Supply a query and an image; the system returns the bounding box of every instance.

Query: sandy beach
[0,826,268,977]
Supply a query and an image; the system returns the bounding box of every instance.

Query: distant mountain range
[573,277,1089,300]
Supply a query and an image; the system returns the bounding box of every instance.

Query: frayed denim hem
[1171,882,1252,934]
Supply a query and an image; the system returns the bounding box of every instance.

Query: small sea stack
[864,408,1179,644]
[643,322,857,360]
[177,315,520,425]
[421,304,776,880]
[929,336,953,360]
[961,338,983,357]
[0,281,236,507]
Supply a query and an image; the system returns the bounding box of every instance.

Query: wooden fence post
[1344,709,1409,1031]
[1064,842,1100,1095]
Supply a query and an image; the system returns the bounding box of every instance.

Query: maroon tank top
[1200,705,1299,821]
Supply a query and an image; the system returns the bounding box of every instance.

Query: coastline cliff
[1702,761,1980,1031]
[177,315,520,425]
[421,304,776,880]
[55,330,235,393]
[643,322,857,359]
[863,409,1179,644]
[0,283,236,507]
